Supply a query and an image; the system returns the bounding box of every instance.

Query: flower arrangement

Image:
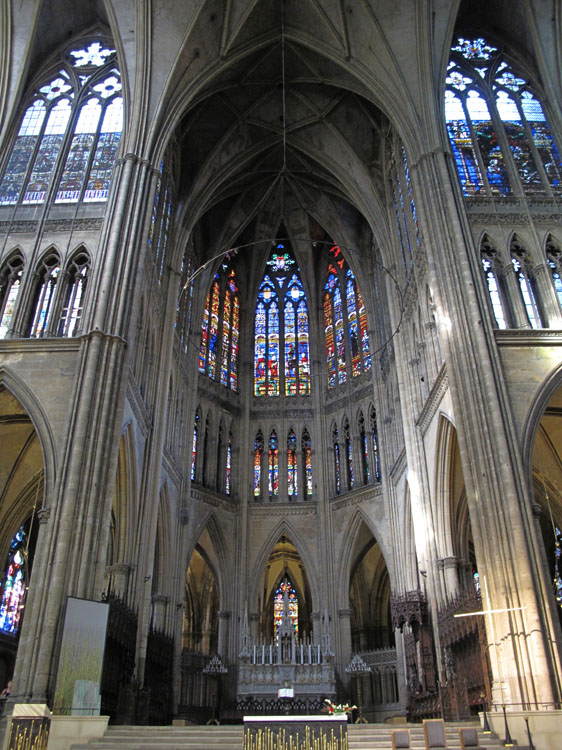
[324,698,356,715]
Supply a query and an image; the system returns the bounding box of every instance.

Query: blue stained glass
[255,246,310,398]
[297,301,310,395]
[346,277,360,376]
[0,526,28,635]
[268,302,279,396]
[254,301,267,396]
[284,301,297,396]
[334,286,346,384]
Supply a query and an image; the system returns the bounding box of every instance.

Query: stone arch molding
[521,359,562,491]
[0,365,57,500]
[187,511,231,612]
[247,518,319,616]
[337,507,395,609]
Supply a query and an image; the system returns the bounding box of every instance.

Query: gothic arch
[187,512,230,612]
[521,360,562,481]
[337,508,395,606]
[0,366,56,497]
[247,519,320,615]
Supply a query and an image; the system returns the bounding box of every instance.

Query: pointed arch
[0,366,56,497]
[247,519,320,615]
[186,513,231,611]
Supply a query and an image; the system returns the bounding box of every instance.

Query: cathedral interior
[0,0,562,742]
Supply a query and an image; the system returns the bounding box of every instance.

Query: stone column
[502,262,530,328]
[218,611,230,658]
[532,263,562,327]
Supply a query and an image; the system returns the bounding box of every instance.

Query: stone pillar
[502,262,530,328]
[532,263,562,327]
[218,611,230,658]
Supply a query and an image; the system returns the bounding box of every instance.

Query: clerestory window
[0,40,122,207]
[445,36,561,197]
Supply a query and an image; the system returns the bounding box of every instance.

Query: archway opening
[531,383,562,631]
[0,387,43,693]
[257,535,312,642]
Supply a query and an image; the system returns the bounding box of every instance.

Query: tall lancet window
[0,522,34,635]
[332,425,341,495]
[287,429,298,498]
[547,241,562,311]
[359,411,370,484]
[302,429,313,497]
[343,418,354,490]
[0,40,122,206]
[273,579,298,643]
[0,254,24,338]
[28,253,60,337]
[324,246,371,388]
[445,36,561,197]
[198,265,240,390]
[481,245,508,329]
[370,406,381,481]
[511,247,542,328]
[268,431,279,497]
[190,411,200,481]
[254,243,310,397]
[58,251,90,336]
[254,431,264,498]
[225,431,232,496]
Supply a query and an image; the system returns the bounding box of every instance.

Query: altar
[243,715,348,750]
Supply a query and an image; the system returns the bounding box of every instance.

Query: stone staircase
[348,722,509,749]
[70,725,244,750]
[70,722,509,750]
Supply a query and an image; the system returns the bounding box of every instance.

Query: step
[71,725,244,750]
[348,723,509,750]
[72,722,509,750]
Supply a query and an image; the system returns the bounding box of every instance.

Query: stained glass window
[28,253,60,338]
[287,429,298,498]
[225,432,232,496]
[0,525,28,635]
[199,266,239,390]
[57,252,89,336]
[254,431,264,498]
[254,243,310,397]
[0,255,24,339]
[302,429,312,497]
[0,40,122,207]
[273,579,298,642]
[512,251,542,328]
[324,248,371,388]
[445,36,562,196]
[268,431,279,496]
[191,412,199,481]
